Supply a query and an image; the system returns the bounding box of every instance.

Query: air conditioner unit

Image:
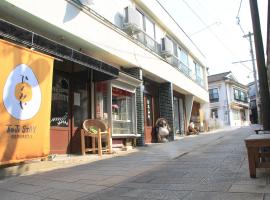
[161,37,173,57]
[79,0,93,7]
[123,6,141,34]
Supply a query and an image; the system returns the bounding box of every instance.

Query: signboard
[0,40,54,165]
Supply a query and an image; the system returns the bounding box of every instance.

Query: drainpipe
[225,82,231,126]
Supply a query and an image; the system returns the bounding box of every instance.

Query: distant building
[247,82,259,124]
[208,71,250,129]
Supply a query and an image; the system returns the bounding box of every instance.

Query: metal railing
[134,31,161,55]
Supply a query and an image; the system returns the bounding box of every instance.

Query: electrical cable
[181,0,252,72]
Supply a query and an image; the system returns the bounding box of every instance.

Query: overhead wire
[181,0,253,72]
[236,0,248,36]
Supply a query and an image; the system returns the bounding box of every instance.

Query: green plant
[88,126,98,134]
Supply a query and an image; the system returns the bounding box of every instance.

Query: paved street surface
[1,125,270,200]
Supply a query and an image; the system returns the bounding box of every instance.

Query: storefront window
[50,73,69,127]
[95,82,108,120]
[112,87,135,135]
[73,72,89,127]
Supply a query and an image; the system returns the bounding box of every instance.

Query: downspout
[225,82,231,126]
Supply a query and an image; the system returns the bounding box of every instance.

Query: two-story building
[208,72,250,129]
[0,0,209,164]
[247,81,259,124]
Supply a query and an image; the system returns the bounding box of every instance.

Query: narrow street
[1,126,269,200]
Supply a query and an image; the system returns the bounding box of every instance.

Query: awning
[0,19,119,80]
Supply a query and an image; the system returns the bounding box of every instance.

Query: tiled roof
[208,71,231,83]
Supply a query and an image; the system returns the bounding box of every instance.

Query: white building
[0,0,209,156]
[208,72,250,129]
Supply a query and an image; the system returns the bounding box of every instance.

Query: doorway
[173,96,185,135]
[144,94,154,143]
[50,61,91,154]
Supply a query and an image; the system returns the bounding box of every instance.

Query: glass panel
[234,89,239,100]
[173,97,180,134]
[50,72,69,127]
[112,87,135,135]
[73,70,89,127]
[145,16,155,39]
[136,9,144,30]
[179,98,185,134]
[180,50,188,66]
[95,82,108,120]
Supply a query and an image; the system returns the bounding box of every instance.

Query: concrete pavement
[0,126,270,200]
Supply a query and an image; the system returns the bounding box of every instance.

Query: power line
[236,0,243,18]
[181,0,250,70]
[156,0,205,57]
[236,0,248,36]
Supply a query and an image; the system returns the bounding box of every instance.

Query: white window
[136,9,155,40]
[136,9,144,30]
[145,16,155,39]
[178,47,188,66]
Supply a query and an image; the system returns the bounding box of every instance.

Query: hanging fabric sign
[0,40,54,165]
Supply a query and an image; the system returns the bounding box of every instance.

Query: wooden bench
[245,134,270,178]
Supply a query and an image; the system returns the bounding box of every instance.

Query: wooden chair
[81,119,112,157]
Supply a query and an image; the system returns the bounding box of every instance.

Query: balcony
[165,55,206,88]
[195,76,204,87]
[210,98,219,103]
[133,31,161,55]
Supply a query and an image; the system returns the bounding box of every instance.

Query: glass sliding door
[173,96,185,136]
[173,97,180,135]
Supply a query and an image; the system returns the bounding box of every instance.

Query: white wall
[209,80,250,128]
[89,0,207,87]
[2,0,209,102]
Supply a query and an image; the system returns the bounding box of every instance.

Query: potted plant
[112,104,119,120]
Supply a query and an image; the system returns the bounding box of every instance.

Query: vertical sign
[0,40,54,165]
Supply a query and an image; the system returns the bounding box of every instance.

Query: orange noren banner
[0,40,54,165]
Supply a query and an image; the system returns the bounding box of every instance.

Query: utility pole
[249,0,270,130]
[243,32,261,124]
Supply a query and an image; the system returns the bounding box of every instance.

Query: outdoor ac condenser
[161,37,173,57]
[123,6,141,34]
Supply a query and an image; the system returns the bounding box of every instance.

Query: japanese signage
[0,40,54,164]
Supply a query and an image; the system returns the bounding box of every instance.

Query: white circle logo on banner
[3,64,41,120]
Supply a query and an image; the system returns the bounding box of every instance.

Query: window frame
[209,88,219,103]
[210,108,218,119]
[135,8,156,40]
[234,88,247,102]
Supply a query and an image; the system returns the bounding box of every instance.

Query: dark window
[234,89,247,102]
[209,88,219,103]
[50,73,69,127]
[210,108,218,119]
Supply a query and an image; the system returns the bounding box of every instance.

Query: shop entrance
[50,61,90,154]
[143,78,160,143]
[173,95,186,135]
[144,94,154,143]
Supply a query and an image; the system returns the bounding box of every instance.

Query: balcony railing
[195,76,204,87]
[134,31,161,55]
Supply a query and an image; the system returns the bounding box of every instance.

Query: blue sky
[158,0,268,84]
